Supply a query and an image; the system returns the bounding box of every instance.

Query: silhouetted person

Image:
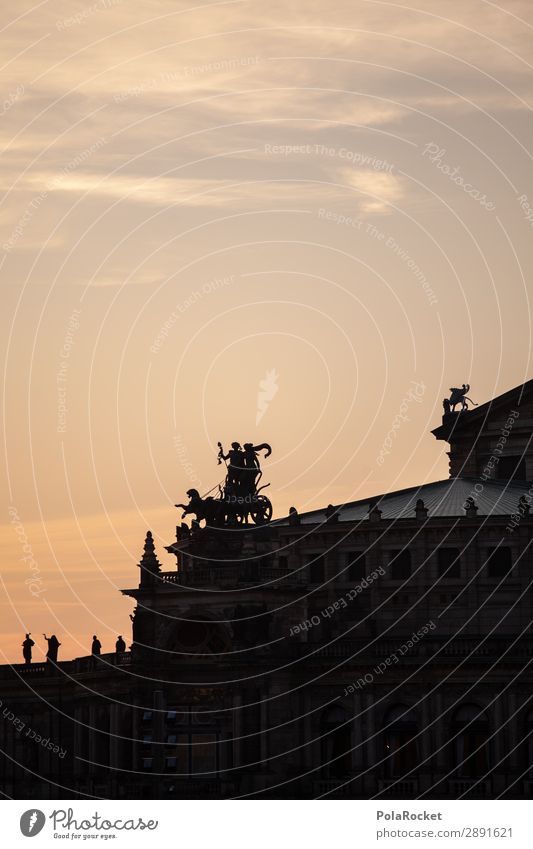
[43,634,60,663]
[22,633,34,664]
[91,635,102,656]
[219,442,245,486]
[115,635,126,655]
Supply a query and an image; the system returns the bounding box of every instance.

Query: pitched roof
[275,477,532,525]
[432,379,533,439]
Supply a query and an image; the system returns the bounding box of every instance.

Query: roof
[275,477,532,525]
[432,378,533,440]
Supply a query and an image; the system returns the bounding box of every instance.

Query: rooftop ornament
[175,441,273,527]
[464,496,479,517]
[443,383,478,414]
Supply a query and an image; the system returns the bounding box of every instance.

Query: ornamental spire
[138,530,161,583]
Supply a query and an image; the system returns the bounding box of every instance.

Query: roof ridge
[275,475,533,523]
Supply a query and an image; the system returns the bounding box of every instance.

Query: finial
[139,530,161,575]
[368,501,382,521]
[464,497,479,517]
[415,498,429,520]
[325,504,339,523]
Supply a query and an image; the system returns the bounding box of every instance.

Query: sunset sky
[1,0,533,662]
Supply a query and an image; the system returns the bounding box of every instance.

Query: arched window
[496,456,526,481]
[486,547,512,579]
[347,551,366,581]
[452,704,489,778]
[438,548,461,578]
[309,556,325,584]
[389,550,412,580]
[382,705,419,777]
[320,706,351,779]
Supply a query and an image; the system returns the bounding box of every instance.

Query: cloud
[339,168,405,214]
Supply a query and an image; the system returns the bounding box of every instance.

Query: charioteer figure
[218,441,245,487]
[177,440,274,527]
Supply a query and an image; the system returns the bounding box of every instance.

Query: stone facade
[2,381,533,799]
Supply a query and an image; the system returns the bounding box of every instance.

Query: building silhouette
[1,380,533,799]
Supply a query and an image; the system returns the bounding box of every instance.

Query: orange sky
[1,0,533,662]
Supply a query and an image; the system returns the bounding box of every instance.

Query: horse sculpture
[175,489,225,525]
[175,441,274,527]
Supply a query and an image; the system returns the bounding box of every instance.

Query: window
[166,710,177,723]
[174,735,189,774]
[162,729,217,776]
[309,556,325,584]
[320,707,351,779]
[141,757,153,771]
[438,548,461,579]
[346,552,366,581]
[192,734,217,775]
[389,550,411,580]
[382,705,419,778]
[141,734,152,745]
[486,547,512,578]
[141,711,153,723]
[496,456,526,481]
[452,705,489,778]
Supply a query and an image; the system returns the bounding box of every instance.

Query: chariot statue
[175,441,273,527]
[443,383,478,413]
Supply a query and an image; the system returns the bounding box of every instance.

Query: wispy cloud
[340,168,405,214]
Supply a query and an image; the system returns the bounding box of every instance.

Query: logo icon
[256,368,279,425]
[20,810,46,837]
